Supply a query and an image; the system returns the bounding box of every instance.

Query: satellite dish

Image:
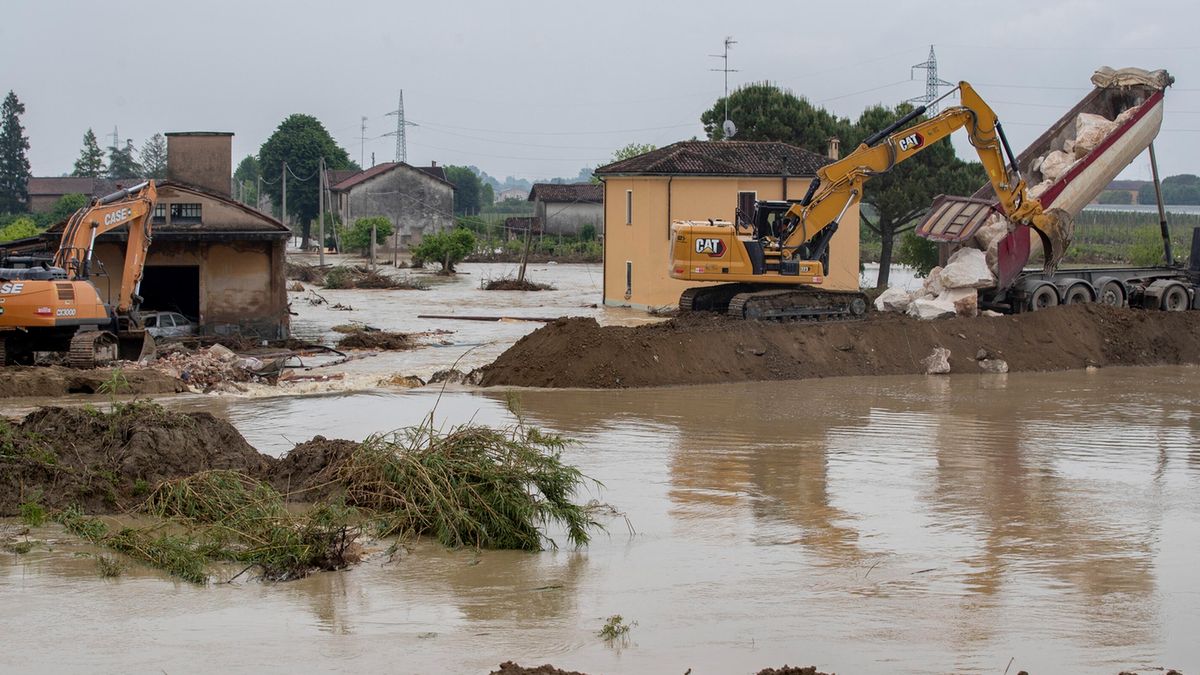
[723,119,737,139]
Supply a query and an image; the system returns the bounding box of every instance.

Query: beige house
[594,141,860,310]
[49,133,291,338]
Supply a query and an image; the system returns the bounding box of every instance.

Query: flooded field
[2,258,1198,673]
[4,364,1199,673]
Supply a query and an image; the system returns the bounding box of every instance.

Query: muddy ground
[486,664,833,675]
[477,305,1200,388]
[0,365,185,398]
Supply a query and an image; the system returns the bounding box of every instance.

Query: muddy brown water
[3,366,1199,673]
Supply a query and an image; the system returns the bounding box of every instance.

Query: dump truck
[917,67,1200,312]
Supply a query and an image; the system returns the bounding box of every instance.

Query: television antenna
[710,36,738,139]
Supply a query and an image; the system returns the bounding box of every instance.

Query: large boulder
[1040,150,1074,182]
[874,286,914,313]
[940,248,995,289]
[907,296,956,320]
[922,266,945,297]
[922,347,952,375]
[937,287,979,317]
[1074,112,1116,159]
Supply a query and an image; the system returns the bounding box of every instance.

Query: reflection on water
[3,366,1199,673]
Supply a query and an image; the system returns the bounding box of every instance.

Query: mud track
[477,305,1200,388]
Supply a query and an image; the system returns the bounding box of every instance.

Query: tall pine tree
[107,138,143,178]
[72,129,106,177]
[139,132,168,179]
[0,91,32,214]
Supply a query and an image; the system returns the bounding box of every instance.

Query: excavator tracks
[681,283,868,322]
[68,331,119,369]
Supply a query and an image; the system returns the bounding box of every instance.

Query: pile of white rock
[875,247,996,319]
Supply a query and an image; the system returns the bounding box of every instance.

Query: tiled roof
[594,141,830,177]
[329,162,455,191]
[329,163,399,191]
[27,176,122,197]
[527,183,603,203]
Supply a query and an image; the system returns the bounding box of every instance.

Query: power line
[410,119,698,137]
[908,45,953,113]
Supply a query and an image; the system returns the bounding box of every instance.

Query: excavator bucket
[118,329,156,363]
[1030,207,1074,276]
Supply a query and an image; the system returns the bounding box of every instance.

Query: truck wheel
[1161,283,1189,311]
[1062,282,1095,305]
[1026,283,1059,311]
[1095,278,1126,307]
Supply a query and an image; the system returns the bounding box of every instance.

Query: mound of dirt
[1,403,274,516]
[489,663,588,675]
[337,330,414,351]
[270,436,360,500]
[476,305,1200,388]
[0,366,186,399]
[757,667,834,675]
[482,278,554,291]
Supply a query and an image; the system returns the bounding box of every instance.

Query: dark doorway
[140,265,200,319]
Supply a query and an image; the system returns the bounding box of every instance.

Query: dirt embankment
[476,305,1200,388]
[1,403,273,516]
[0,365,186,399]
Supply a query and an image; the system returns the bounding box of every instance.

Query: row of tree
[70,129,167,180]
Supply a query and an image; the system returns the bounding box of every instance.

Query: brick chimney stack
[827,137,841,161]
[165,132,233,197]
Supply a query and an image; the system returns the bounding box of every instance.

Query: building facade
[594,140,860,311]
[328,162,455,249]
[528,183,603,236]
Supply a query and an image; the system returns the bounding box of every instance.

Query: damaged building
[30,132,290,338]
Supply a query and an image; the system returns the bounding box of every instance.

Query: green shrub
[340,216,393,254]
[411,228,476,273]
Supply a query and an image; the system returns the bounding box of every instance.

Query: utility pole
[909,45,953,113]
[360,116,368,168]
[109,126,120,151]
[318,157,326,266]
[710,36,738,133]
[282,160,288,243]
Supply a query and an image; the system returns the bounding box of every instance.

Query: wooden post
[518,218,533,283]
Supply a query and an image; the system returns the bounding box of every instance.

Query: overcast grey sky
[3,0,1197,181]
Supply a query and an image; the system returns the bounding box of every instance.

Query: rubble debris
[154,344,281,391]
[940,287,979,318]
[323,265,429,290]
[428,369,482,385]
[336,329,415,351]
[287,281,305,292]
[489,664,589,675]
[285,261,327,283]
[756,668,834,675]
[481,276,555,291]
[378,374,425,388]
[922,347,952,375]
[978,358,1009,373]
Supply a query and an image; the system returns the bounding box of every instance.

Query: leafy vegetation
[106,138,142,179]
[139,133,168,179]
[259,114,356,248]
[0,90,31,214]
[341,216,394,254]
[412,228,477,273]
[1138,174,1200,205]
[598,615,634,641]
[72,128,106,177]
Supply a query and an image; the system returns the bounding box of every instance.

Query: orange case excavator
[0,180,157,367]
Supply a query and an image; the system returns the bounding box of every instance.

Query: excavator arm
[780,82,1065,269]
[54,180,156,314]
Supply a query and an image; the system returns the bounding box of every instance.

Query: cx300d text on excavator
[0,180,157,367]
[670,82,1069,320]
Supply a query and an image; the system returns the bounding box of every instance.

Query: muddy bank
[1,403,273,515]
[486,664,832,675]
[0,365,186,399]
[477,305,1200,388]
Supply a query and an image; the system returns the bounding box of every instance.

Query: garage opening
[140,265,200,320]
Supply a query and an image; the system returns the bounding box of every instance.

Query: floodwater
[4,366,1199,674]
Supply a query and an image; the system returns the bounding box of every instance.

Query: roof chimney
[430,160,437,167]
[827,137,841,161]
[165,132,234,197]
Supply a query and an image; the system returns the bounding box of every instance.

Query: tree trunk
[301,219,311,251]
[876,225,894,289]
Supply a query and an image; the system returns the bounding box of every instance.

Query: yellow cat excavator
[670,82,1069,319]
[0,180,157,367]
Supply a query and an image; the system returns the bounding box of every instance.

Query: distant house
[503,216,541,239]
[497,187,529,202]
[527,183,603,236]
[26,177,122,212]
[593,140,857,311]
[327,162,455,249]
